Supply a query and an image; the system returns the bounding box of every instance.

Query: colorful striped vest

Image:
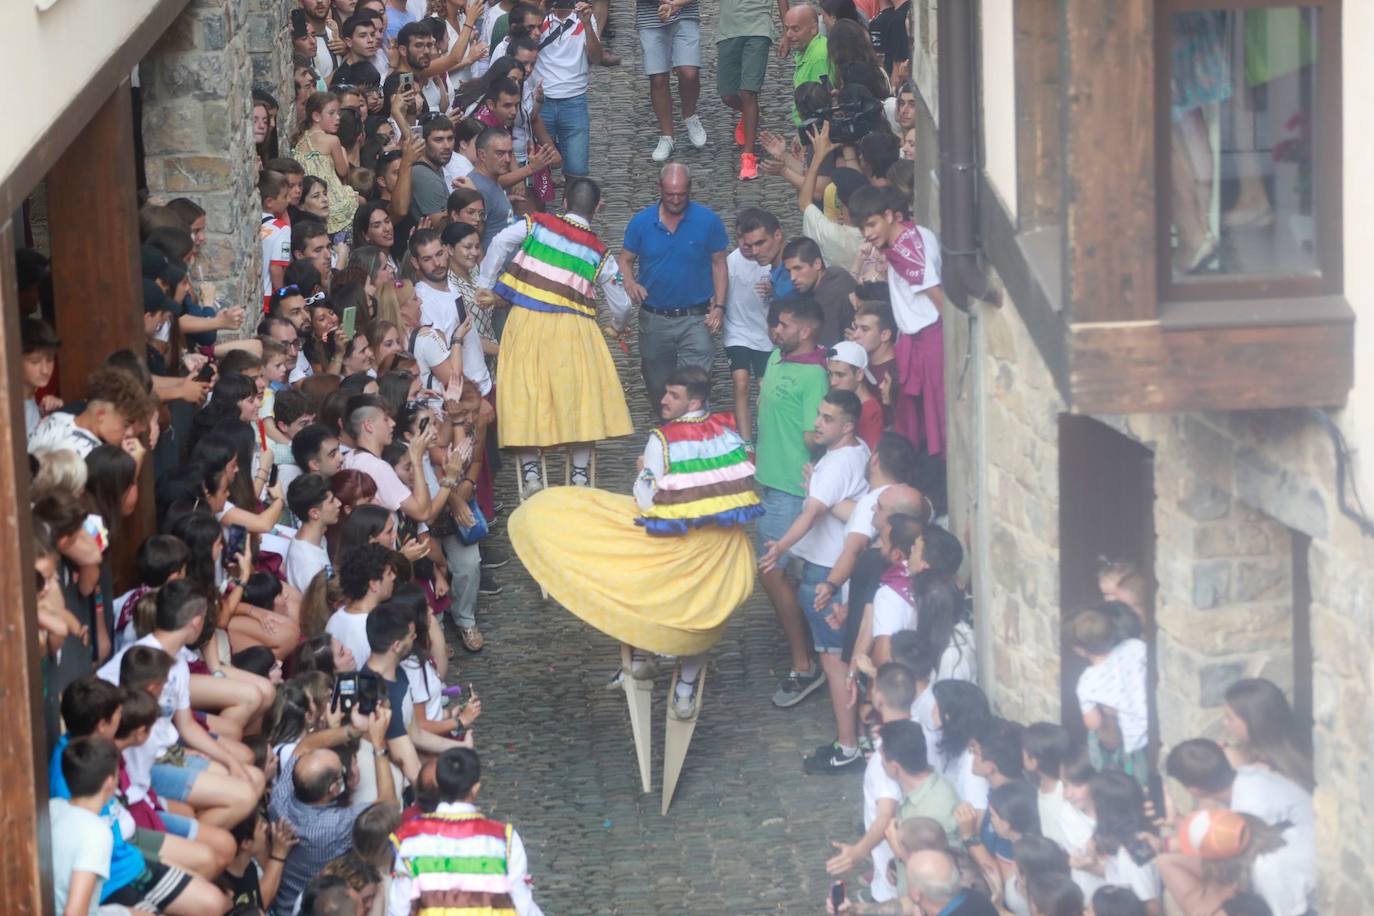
[391,811,517,915]
[637,412,764,536]
[491,213,609,319]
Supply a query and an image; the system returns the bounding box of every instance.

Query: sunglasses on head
[274,284,302,297]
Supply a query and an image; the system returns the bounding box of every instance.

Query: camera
[797,82,886,147]
[333,670,388,717]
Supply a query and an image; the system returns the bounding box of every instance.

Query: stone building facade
[140,0,292,319]
[909,1,1374,907]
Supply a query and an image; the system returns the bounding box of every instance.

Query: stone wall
[142,0,260,317]
[944,266,1065,726]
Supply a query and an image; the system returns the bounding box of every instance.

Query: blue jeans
[799,561,844,654]
[540,93,590,178]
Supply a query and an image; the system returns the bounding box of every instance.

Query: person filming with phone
[267,698,395,914]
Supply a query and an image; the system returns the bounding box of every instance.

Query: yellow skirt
[495,307,633,448]
[508,487,757,656]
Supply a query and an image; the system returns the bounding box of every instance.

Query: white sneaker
[652,135,675,162]
[684,115,707,148]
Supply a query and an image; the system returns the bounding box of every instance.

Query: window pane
[1167,8,1318,280]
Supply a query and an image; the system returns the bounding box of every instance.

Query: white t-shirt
[1251,829,1316,916]
[48,798,112,916]
[261,213,292,299]
[326,608,373,669]
[532,10,595,99]
[442,152,474,191]
[885,224,943,336]
[842,484,889,542]
[792,442,871,567]
[401,655,445,724]
[315,36,336,81]
[1103,846,1160,901]
[1230,765,1314,833]
[290,349,314,384]
[863,736,902,902]
[1075,637,1148,753]
[444,20,477,86]
[872,584,915,639]
[936,620,977,684]
[24,398,40,438]
[909,686,944,774]
[940,747,989,809]
[341,448,412,513]
[1037,781,1105,899]
[410,325,452,390]
[97,635,191,802]
[28,411,102,457]
[286,537,331,592]
[418,280,462,338]
[723,248,774,352]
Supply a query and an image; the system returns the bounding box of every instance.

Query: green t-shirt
[754,349,828,496]
[717,0,777,42]
[792,34,832,123]
[491,12,511,50]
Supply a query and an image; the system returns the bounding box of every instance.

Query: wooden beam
[49,81,145,395]
[1013,0,1061,229]
[1068,319,1354,414]
[1061,0,1157,322]
[47,80,154,590]
[0,218,52,915]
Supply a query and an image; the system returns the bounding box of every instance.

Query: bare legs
[649,68,701,137]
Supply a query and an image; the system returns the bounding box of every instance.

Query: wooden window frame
[1153,0,1344,305]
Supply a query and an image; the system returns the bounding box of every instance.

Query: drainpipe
[936,0,994,308]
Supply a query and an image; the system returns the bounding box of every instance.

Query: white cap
[827,340,875,383]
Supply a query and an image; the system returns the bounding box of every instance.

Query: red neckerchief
[881,222,926,285]
[879,560,913,605]
[781,345,828,366]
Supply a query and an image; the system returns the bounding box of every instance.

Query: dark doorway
[1057,416,1156,741]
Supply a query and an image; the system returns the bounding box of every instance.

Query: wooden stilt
[661,665,705,815]
[621,644,653,794]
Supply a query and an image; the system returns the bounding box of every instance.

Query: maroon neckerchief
[781,345,828,366]
[879,559,913,605]
[881,221,927,285]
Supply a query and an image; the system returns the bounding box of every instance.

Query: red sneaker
[739,152,758,181]
[734,118,746,146]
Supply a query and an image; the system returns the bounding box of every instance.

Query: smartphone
[830,881,846,910]
[419,415,430,434]
[196,363,215,382]
[333,673,360,717]
[268,463,280,488]
[399,71,414,93]
[341,305,357,340]
[1147,772,1167,827]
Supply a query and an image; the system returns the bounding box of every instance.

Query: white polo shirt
[532,10,595,99]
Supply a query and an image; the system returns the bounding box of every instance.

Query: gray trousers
[638,308,714,408]
[439,532,481,629]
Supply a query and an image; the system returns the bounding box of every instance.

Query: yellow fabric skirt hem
[495,308,633,448]
[507,488,757,656]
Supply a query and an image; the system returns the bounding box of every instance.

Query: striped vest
[391,811,517,916]
[491,213,609,319]
[637,412,764,536]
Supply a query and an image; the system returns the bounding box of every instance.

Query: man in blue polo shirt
[617,162,729,407]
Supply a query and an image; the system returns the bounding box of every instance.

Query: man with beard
[396,20,446,112]
[408,116,457,222]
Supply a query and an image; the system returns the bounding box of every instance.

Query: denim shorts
[159,811,199,840]
[799,560,844,653]
[640,17,701,75]
[755,485,804,560]
[150,754,210,802]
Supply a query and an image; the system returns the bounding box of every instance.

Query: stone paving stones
[450,14,864,912]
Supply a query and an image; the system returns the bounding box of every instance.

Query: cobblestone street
[450,12,862,913]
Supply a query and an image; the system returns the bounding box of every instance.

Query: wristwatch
[374,745,389,758]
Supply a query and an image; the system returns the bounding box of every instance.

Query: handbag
[457,498,488,545]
